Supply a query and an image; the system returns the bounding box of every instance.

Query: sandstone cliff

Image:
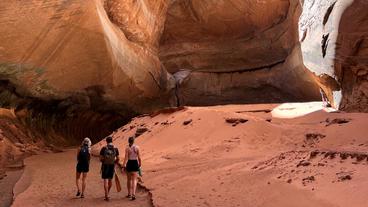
[0,0,367,117]
[0,0,174,116]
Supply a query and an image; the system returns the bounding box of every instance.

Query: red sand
[12,150,151,207]
[12,104,368,207]
[93,104,368,207]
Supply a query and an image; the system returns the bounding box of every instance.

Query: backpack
[103,145,116,165]
[78,145,90,162]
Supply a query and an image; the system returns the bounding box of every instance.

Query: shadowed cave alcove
[156,0,321,106]
[0,80,134,146]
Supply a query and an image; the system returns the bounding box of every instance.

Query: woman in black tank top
[123,137,142,201]
[75,137,91,198]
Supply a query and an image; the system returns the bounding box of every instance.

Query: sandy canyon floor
[11,150,151,207]
[7,103,368,207]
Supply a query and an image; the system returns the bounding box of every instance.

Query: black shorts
[76,162,89,173]
[101,164,115,179]
[126,160,139,172]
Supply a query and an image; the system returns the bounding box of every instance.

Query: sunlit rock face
[299,0,368,111]
[15,0,368,116]
[103,0,169,49]
[0,0,174,115]
[0,0,175,142]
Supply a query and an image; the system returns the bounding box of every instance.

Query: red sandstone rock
[0,0,367,112]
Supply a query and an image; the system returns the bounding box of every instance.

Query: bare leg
[104,179,109,200]
[127,173,132,196]
[108,179,112,193]
[81,173,87,196]
[76,172,81,194]
[131,172,138,197]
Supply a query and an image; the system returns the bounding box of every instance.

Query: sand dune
[92,104,368,207]
[11,103,368,206]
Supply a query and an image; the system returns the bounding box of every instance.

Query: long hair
[82,137,92,152]
[128,136,134,147]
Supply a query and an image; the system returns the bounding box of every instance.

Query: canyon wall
[0,0,174,116]
[167,0,319,105]
[0,0,367,126]
[299,0,368,111]
[102,0,321,106]
[0,0,175,143]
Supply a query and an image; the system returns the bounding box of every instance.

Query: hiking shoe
[80,194,84,198]
[131,195,136,201]
[76,191,81,197]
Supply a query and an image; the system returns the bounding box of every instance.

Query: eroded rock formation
[0,0,174,115]
[299,0,368,111]
[103,0,321,105]
[0,0,367,128]
[0,0,176,143]
[160,0,312,105]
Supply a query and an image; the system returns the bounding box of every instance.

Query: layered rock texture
[0,0,367,121]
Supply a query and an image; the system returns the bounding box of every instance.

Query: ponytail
[128,136,135,147]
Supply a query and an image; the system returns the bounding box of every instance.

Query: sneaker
[76,191,81,197]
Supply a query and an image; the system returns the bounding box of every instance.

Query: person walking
[122,136,141,201]
[75,137,92,198]
[100,136,120,201]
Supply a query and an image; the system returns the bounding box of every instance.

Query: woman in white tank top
[123,137,141,200]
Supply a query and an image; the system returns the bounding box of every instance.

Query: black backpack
[78,145,90,162]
